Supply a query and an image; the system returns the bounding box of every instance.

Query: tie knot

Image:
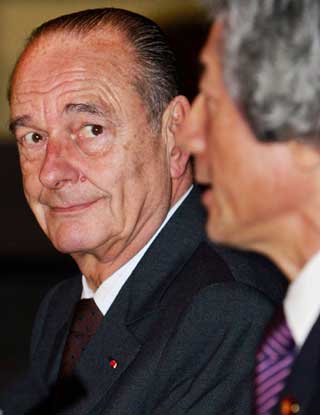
[70,298,103,336]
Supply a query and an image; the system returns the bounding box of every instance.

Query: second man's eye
[82,124,104,138]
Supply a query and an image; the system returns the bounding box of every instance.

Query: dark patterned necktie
[59,298,103,378]
[254,307,296,415]
[48,298,103,412]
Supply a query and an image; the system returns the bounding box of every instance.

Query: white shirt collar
[284,250,320,348]
[81,186,193,315]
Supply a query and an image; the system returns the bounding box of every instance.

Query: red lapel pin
[109,358,118,369]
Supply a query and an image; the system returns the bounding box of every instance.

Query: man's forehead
[12,29,135,96]
[22,29,131,66]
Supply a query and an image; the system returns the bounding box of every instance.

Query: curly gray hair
[201,0,320,144]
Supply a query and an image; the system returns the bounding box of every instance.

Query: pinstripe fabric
[254,308,296,415]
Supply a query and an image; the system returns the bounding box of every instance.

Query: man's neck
[249,210,320,282]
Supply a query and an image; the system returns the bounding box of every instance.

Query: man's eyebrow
[9,115,32,134]
[65,103,105,116]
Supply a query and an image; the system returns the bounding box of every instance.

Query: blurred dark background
[0,1,208,390]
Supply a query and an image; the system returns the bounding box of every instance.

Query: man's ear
[161,95,191,179]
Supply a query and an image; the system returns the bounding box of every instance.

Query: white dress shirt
[81,186,193,315]
[284,250,320,349]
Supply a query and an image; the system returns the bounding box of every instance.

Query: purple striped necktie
[254,307,296,415]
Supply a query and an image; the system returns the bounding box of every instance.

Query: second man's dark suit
[0,187,287,414]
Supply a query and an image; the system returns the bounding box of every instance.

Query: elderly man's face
[178,22,309,251]
[10,31,174,258]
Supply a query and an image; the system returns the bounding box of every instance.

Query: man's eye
[81,124,104,138]
[23,132,44,145]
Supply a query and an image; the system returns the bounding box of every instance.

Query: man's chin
[50,240,82,255]
[48,232,94,255]
[45,218,103,254]
[206,211,234,247]
[206,217,249,253]
[206,220,224,244]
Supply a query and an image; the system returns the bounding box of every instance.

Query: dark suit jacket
[0,187,287,415]
[274,314,320,415]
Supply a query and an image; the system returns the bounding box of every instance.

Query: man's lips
[49,199,100,214]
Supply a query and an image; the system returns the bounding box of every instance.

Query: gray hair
[201,0,320,144]
[8,8,179,133]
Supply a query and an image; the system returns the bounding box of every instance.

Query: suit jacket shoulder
[149,281,276,415]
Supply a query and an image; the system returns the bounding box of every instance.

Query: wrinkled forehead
[11,29,136,100]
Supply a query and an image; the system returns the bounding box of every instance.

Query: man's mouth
[49,199,100,214]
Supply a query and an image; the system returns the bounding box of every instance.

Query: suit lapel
[123,186,207,322]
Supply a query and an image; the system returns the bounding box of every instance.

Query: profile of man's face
[178,22,309,252]
[10,30,173,259]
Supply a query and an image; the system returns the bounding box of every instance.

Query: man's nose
[39,139,80,189]
[176,94,206,155]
